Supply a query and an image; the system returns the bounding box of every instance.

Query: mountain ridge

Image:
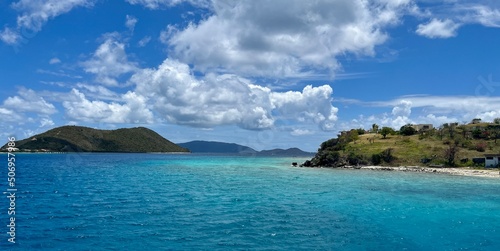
[178,140,313,156]
[2,126,188,153]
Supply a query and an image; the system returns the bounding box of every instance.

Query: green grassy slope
[348,133,499,166]
[304,125,500,167]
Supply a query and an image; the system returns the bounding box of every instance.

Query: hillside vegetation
[2,126,188,153]
[303,120,500,168]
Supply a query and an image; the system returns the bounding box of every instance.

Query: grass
[346,133,500,166]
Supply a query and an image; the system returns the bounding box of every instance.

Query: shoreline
[338,165,500,178]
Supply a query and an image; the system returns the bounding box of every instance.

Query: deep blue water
[1,153,499,250]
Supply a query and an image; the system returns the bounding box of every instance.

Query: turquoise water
[1,153,499,250]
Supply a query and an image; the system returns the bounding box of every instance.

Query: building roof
[484,154,500,157]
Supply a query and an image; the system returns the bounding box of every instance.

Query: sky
[1,0,500,152]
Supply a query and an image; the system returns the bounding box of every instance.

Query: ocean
[1,153,499,250]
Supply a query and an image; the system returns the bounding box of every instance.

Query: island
[1,126,189,153]
[177,140,314,156]
[301,121,500,177]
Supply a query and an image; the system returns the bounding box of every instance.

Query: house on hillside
[484,154,500,168]
[411,124,434,132]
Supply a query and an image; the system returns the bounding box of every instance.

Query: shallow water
[1,153,499,250]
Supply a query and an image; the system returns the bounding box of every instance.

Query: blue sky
[1,0,500,152]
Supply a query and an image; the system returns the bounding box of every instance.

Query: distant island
[302,119,500,169]
[177,140,314,156]
[1,126,313,155]
[1,126,188,153]
[178,140,256,154]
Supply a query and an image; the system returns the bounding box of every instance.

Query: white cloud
[75,83,120,100]
[271,85,338,130]
[2,88,57,115]
[131,59,275,129]
[391,100,412,117]
[167,0,410,78]
[414,3,500,39]
[63,89,153,124]
[49,57,61,64]
[130,59,338,130]
[416,18,461,38]
[125,15,138,31]
[125,0,210,9]
[81,38,138,86]
[40,118,55,127]
[350,95,500,130]
[12,0,94,32]
[460,4,500,28]
[0,108,23,122]
[138,36,151,47]
[0,27,22,45]
[291,129,314,136]
[420,114,457,126]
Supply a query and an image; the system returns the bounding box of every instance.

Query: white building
[484,154,500,168]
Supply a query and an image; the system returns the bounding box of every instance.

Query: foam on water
[1,153,499,250]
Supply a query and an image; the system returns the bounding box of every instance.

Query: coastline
[338,165,500,178]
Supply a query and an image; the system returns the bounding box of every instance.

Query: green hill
[303,123,500,168]
[257,148,314,156]
[2,126,189,153]
[177,140,257,154]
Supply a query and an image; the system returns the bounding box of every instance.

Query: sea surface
[1,153,499,250]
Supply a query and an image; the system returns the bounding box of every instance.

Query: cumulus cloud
[2,88,57,115]
[81,38,138,86]
[130,59,338,130]
[391,100,412,117]
[416,18,461,38]
[271,85,338,130]
[167,0,410,78]
[63,89,153,124]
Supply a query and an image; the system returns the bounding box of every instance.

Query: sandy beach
[341,166,500,178]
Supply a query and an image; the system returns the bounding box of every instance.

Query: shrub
[371,153,382,165]
[381,148,395,163]
[475,141,487,152]
[347,152,368,165]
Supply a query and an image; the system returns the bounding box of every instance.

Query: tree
[494,118,500,124]
[448,123,456,139]
[379,127,394,139]
[400,124,416,136]
[372,124,379,134]
[444,144,459,166]
[487,124,500,144]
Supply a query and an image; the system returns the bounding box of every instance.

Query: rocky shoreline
[314,165,500,178]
